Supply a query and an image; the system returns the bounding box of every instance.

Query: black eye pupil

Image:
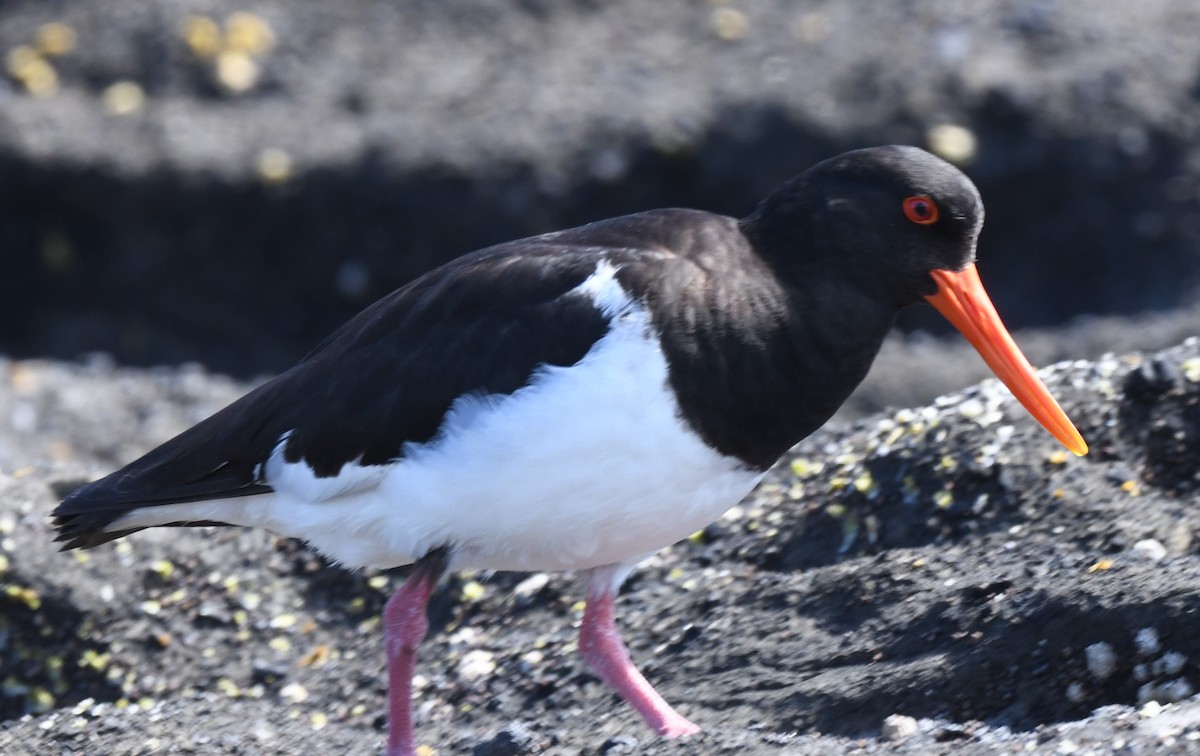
[913,201,929,217]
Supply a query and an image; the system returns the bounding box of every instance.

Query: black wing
[52,213,709,549]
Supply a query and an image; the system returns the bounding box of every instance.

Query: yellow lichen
[6,46,58,97]
[182,16,222,58]
[460,581,485,601]
[225,12,276,56]
[790,458,823,478]
[1182,358,1200,383]
[35,23,77,57]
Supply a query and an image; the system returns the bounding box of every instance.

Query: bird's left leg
[384,547,449,756]
[577,564,700,738]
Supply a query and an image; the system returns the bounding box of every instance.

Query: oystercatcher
[53,146,1087,754]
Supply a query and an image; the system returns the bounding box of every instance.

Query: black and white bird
[53,146,1087,755]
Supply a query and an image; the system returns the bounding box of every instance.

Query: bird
[52,145,1088,755]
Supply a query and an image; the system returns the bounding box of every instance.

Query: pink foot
[578,575,700,738]
[383,552,447,756]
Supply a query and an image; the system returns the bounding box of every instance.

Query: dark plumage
[51,146,1085,755]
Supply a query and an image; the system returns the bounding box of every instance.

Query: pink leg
[577,579,700,738]
[383,552,447,756]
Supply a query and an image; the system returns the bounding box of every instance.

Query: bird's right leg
[578,565,700,738]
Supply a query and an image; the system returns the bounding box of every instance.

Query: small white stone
[279,683,308,703]
[1085,642,1118,680]
[457,649,496,680]
[251,723,275,742]
[957,398,984,419]
[1131,539,1168,562]
[1136,628,1162,656]
[881,714,919,741]
[513,573,550,604]
[518,649,544,674]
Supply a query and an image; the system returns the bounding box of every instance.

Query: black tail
[50,373,298,550]
[53,468,272,550]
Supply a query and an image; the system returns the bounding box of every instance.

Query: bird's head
[746,145,1087,456]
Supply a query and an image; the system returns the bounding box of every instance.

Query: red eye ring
[903,195,939,225]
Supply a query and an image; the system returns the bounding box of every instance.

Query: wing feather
[51,231,679,547]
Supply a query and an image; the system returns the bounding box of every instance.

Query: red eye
[903,195,939,225]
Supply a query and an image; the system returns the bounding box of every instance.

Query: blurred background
[1,0,1198,412]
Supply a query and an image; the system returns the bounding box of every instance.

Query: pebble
[1138,678,1195,705]
[1135,628,1162,656]
[513,573,550,605]
[279,683,308,703]
[1085,642,1117,680]
[1130,539,1167,562]
[458,650,497,680]
[881,714,919,741]
[471,722,543,756]
[1159,651,1188,676]
[102,81,145,116]
[1065,681,1087,703]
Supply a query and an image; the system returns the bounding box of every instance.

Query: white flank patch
[113,261,765,572]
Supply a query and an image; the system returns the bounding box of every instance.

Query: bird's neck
[654,255,896,471]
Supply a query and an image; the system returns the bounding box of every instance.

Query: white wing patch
[571,259,633,318]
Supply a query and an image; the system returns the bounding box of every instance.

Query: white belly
[263,298,762,571]
[113,265,766,572]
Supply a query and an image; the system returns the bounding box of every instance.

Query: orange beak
[925,264,1088,456]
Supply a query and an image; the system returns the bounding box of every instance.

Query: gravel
[0,339,1198,754]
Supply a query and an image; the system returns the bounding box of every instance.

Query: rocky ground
[0,340,1199,755]
[2,0,1200,754]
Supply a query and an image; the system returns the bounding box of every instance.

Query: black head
[742,145,985,307]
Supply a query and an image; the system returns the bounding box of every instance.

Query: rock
[881,714,920,741]
[1085,643,1118,682]
[471,723,545,756]
[1130,539,1168,562]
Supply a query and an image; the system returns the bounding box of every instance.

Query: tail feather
[52,448,274,551]
[51,383,289,550]
[53,522,231,551]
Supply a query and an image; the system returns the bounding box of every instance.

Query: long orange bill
[925,263,1088,456]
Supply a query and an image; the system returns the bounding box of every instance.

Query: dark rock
[472,722,545,755]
